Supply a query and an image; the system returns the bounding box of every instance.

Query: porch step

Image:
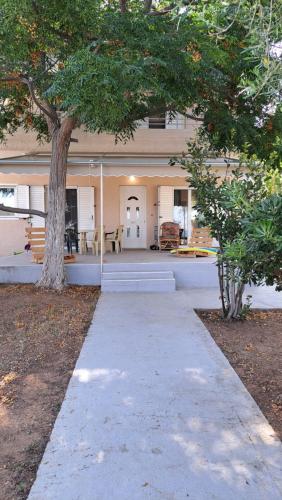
[101,271,176,292]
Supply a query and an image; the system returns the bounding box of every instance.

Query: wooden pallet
[173,247,217,258]
[26,227,76,264]
[189,227,213,248]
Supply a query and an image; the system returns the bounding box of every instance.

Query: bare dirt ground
[0,284,100,500]
[198,309,282,440]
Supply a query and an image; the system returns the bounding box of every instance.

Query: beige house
[0,114,235,256]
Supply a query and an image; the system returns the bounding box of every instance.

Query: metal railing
[137,113,194,130]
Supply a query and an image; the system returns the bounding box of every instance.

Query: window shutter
[77,187,95,232]
[16,185,30,218]
[30,186,45,227]
[157,186,174,240]
[158,186,174,222]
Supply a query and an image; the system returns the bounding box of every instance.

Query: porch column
[188,189,192,239]
[100,162,103,274]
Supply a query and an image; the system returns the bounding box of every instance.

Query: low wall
[0,261,218,289]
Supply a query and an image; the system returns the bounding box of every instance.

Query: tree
[185,0,282,162]
[225,193,282,294]
[173,143,269,319]
[0,0,208,288]
[0,0,281,288]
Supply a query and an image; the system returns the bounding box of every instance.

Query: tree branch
[0,204,47,218]
[182,111,204,122]
[0,75,60,127]
[149,4,175,16]
[21,77,59,126]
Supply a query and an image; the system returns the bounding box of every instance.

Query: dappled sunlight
[0,404,12,428]
[56,434,68,447]
[94,450,105,464]
[77,440,91,451]
[122,396,134,406]
[172,433,200,455]
[0,371,17,388]
[73,368,128,386]
[231,460,252,479]
[171,431,248,486]
[184,367,208,385]
[170,416,282,492]
[253,422,279,446]
[212,430,241,453]
[186,417,202,432]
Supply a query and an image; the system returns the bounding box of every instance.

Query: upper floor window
[148,112,166,129]
[0,187,15,216]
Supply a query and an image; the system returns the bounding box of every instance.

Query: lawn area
[198,309,282,440]
[0,284,100,500]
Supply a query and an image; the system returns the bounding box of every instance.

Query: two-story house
[0,113,235,257]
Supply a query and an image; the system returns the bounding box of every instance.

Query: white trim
[0,157,238,177]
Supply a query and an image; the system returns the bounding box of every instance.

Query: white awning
[0,155,239,177]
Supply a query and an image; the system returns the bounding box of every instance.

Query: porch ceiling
[0,154,239,177]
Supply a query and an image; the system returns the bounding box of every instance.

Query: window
[173,189,188,239]
[65,188,78,231]
[0,187,15,216]
[148,112,166,129]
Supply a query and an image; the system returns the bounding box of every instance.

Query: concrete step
[101,270,176,292]
[102,271,174,280]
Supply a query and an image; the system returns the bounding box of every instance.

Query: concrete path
[29,292,282,500]
[178,285,282,309]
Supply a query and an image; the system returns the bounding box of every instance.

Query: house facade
[0,114,233,256]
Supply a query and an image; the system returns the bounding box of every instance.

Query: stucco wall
[0,175,189,254]
[0,125,199,157]
[99,176,188,246]
[0,219,27,256]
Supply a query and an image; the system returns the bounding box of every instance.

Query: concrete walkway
[29,292,282,500]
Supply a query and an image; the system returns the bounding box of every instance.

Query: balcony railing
[136,113,196,130]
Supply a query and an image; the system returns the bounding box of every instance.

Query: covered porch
[0,154,238,257]
[0,250,218,289]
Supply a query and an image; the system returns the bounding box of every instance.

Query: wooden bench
[25,227,76,264]
[189,227,213,249]
[25,227,46,263]
[173,227,214,258]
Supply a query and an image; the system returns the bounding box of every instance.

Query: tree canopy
[0,0,281,157]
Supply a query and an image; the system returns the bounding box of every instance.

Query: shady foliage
[173,142,279,320]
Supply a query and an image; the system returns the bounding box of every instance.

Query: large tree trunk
[37,119,75,290]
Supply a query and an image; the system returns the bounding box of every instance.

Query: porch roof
[0,154,239,177]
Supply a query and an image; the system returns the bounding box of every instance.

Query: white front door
[120,186,147,248]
